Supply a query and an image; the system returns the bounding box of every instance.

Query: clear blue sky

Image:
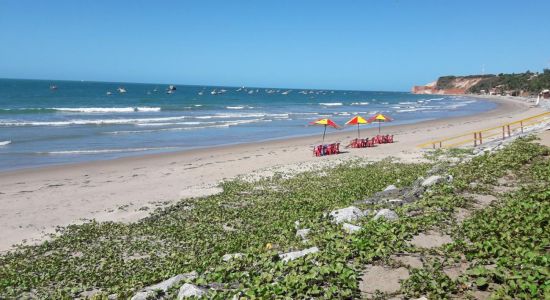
[1,0,550,91]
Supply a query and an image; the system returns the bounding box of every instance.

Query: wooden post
[502,126,506,139]
[432,143,435,149]
[439,141,442,148]
[479,132,483,144]
[474,132,477,146]
[520,121,524,133]
[507,125,511,137]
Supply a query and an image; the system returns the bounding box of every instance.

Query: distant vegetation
[436,69,550,95]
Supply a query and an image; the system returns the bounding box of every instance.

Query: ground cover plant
[0,159,428,298]
[1,137,548,299]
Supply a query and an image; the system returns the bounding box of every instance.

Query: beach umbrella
[367,113,393,133]
[345,115,369,138]
[309,118,340,144]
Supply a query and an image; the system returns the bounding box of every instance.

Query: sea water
[0,78,496,170]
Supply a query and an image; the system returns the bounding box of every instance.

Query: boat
[167,85,176,91]
[106,91,112,96]
[281,90,290,95]
[211,89,218,95]
[49,85,57,90]
[117,87,127,93]
[166,90,174,94]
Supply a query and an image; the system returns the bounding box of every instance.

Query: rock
[387,198,404,206]
[421,175,443,187]
[107,294,118,300]
[294,220,301,230]
[296,228,310,240]
[402,185,425,203]
[222,253,243,262]
[446,174,454,183]
[279,246,319,262]
[177,283,206,299]
[342,223,362,233]
[130,291,153,300]
[329,206,364,224]
[373,209,398,221]
[131,272,198,300]
[384,184,397,191]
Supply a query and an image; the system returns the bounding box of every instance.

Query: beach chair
[313,145,323,156]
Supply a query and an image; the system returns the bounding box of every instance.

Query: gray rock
[296,228,310,240]
[421,175,443,187]
[387,198,404,206]
[428,164,445,175]
[294,220,301,230]
[373,209,399,221]
[446,174,453,183]
[384,184,397,192]
[329,206,364,224]
[402,185,425,203]
[177,283,206,299]
[222,253,243,262]
[279,246,319,262]
[131,272,198,300]
[342,223,362,233]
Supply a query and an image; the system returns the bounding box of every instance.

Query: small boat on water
[49,85,57,90]
[166,90,174,94]
[106,91,112,95]
[167,85,176,91]
[117,87,127,93]
[211,89,218,95]
[281,90,291,95]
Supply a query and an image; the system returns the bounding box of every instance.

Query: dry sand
[0,95,546,251]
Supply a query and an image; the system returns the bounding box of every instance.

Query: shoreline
[0,95,545,251]
[0,94,502,175]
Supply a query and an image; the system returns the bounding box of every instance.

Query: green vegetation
[468,69,550,94]
[1,138,548,299]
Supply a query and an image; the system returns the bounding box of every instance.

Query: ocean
[0,78,496,171]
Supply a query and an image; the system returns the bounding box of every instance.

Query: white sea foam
[0,140,11,146]
[350,102,369,106]
[319,102,343,106]
[43,147,177,155]
[0,116,188,126]
[53,107,161,113]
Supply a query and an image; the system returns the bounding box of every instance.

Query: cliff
[412,75,492,95]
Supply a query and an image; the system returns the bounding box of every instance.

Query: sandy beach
[0,95,546,252]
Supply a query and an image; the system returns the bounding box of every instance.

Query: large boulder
[279,247,319,262]
[373,209,399,221]
[329,206,364,224]
[177,283,207,299]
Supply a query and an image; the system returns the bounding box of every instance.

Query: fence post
[507,125,511,137]
[479,132,483,144]
[502,126,505,139]
[520,121,523,133]
[474,132,477,146]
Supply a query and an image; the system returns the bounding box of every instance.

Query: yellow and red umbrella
[345,115,369,138]
[367,113,393,133]
[309,118,340,144]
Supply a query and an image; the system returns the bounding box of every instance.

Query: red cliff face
[411,86,466,95]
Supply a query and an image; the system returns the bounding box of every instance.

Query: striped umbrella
[367,113,393,133]
[345,115,369,138]
[309,118,340,144]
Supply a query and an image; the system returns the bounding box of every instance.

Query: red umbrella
[367,113,393,133]
[309,118,340,144]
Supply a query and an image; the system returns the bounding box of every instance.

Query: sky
[1,0,550,91]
